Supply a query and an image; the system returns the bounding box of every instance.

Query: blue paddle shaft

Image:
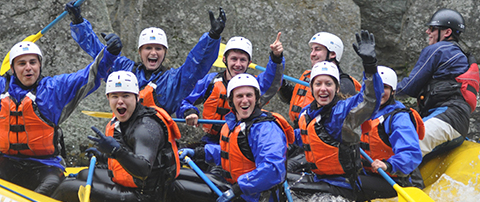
[42,0,87,34]
[184,156,223,196]
[86,156,96,186]
[254,65,309,86]
[172,118,225,125]
[360,149,396,186]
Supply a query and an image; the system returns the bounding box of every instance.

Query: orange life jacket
[289,70,314,123]
[360,108,424,176]
[202,74,229,136]
[289,70,362,124]
[351,76,362,91]
[106,106,181,188]
[298,112,361,176]
[0,84,58,157]
[138,81,160,108]
[220,111,294,184]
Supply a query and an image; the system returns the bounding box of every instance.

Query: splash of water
[292,191,352,202]
[428,174,480,202]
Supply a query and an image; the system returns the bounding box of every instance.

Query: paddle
[0,0,87,75]
[78,156,96,202]
[182,155,223,196]
[81,110,226,124]
[359,149,434,202]
[213,43,309,86]
[283,181,293,202]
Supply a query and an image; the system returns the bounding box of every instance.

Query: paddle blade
[0,31,43,75]
[212,55,226,68]
[78,185,86,202]
[81,110,113,119]
[0,52,11,75]
[394,184,434,202]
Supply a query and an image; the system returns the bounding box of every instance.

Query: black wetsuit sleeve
[113,117,165,180]
[277,79,294,103]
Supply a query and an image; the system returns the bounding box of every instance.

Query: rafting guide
[396,8,478,160]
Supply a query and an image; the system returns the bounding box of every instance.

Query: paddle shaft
[172,118,225,125]
[0,0,87,75]
[184,156,223,196]
[86,156,96,187]
[360,149,416,202]
[253,65,309,86]
[81,111,226,124]
[44,0,87,34]
[79,156,96,202]
[283,181,293,202]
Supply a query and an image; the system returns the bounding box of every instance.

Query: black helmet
[427,8,465,34]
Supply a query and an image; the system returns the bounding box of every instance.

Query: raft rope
[0,183,37,202]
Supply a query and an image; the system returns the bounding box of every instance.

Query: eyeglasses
[428,26,440,32]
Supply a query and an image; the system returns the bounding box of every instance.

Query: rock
[1,0,479,166]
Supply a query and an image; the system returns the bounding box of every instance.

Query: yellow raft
[2,142,480,201]
[0,167,86,202]
[374,140,480,202]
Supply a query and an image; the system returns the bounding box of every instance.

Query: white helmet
[310,61,340,85]
[138,27,168,49]
[309,32,344,62]
[105,71,139,95]
[377,65,397,89]
[227,73,260,97]
[224,37,253,61]
[9,41,43,64]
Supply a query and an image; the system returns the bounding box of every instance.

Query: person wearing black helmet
[396,8,474,160]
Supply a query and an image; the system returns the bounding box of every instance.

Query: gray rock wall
[1,0,479,166]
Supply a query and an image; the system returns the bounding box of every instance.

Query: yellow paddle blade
[78,184,91,202]
[213,43,258,70]
[81,110,113,119]
[212,55,226,68]
[394,184,434,202]
[0,31,43,75]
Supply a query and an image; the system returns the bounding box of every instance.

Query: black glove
[352,30,377,74]
[208,7,226,39]
[85,147,101,158]
[101,33,122,55]
[65,0,83,24]
[88,126,121,156]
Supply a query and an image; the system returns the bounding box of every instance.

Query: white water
[427,174,480,202]
[290,174,480,202]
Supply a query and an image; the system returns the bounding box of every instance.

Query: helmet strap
[325,50,333,62]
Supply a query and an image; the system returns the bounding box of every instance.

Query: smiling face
[107,92,138,122]
[12,54,41,87]
[426,26,451,45]
[224,50,251,80]
[310,43,336,67]
[139,44,166,71]
[231,86,256,120]
[311,75,339,107]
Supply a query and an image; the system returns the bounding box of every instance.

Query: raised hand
[208,7,227,39]
[352,30,377,74]
[101,33,123,56]
[65,0,83,24]
[270,32,283,57]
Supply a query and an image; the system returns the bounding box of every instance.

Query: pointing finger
[274,32,282,43]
